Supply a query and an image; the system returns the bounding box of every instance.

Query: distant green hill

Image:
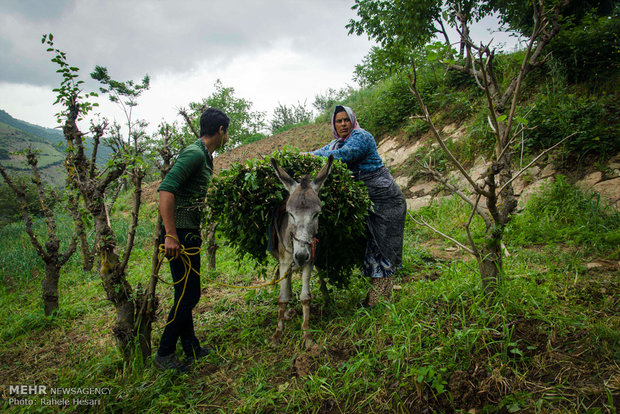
[0,110,114,185]
[0,109,64,148]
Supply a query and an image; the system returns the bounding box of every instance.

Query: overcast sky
[0,1,519,133]
[0,0,379,131]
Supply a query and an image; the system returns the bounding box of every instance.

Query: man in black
[155,108,229,371]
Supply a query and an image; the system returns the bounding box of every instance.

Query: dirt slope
[213,123,332,172]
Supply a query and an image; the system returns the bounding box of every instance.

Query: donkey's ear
[271,158,298,193]
[311,155,334,193]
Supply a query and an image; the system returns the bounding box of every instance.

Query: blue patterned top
[310,129,384,173]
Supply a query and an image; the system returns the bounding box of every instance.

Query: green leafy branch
[42,33,98,122]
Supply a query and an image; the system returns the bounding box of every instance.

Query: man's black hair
[200,108,230,137]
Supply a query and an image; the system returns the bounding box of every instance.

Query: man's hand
[160,190,180,259]
[164,234,181,259]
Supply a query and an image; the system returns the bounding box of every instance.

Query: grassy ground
[0,180,618,413]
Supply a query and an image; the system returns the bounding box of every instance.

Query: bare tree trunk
[42,261,61,316]
[78,232,95,272]
[134,214,163,359]
[205,222,218,269]
[94,212,136,359]
[68,199,95,272]
[478,238,503,293]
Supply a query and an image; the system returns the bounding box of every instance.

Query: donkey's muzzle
[294,250,310,266]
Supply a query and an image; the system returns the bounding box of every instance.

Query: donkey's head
[271,155,334,266]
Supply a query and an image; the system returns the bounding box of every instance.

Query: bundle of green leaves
[207,149,371,287]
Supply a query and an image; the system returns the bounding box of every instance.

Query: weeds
[507,175,620,255]
[1,164,618,413]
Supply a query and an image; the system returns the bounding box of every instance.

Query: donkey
[270,155,334,348]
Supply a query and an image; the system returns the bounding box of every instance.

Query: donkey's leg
[272,259,292,345]
[300,263,313,349]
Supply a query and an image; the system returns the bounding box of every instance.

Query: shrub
[548,11,620,84]
[525,92,619,158]
[341,66,449,136]
[207,150,371,287]
[0,173,57,226]
[506,176,620,253]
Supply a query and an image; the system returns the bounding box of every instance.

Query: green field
[1,179,618,413]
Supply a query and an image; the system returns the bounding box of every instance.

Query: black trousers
[157,228,202,357]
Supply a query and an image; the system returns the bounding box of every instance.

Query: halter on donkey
[270,155,334,348]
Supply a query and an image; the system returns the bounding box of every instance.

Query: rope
[156,234,292,326]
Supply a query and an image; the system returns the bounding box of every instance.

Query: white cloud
[0,82,59,128]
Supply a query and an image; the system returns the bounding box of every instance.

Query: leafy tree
[347,0,444,65]
[481,0,616,35]
[313,87,353,115]
[349,1,584,292]
[182,80,266,147]
[348,0,616,83]
[43,33,155,360]
[353,46,414,87]
[270,101,313,134]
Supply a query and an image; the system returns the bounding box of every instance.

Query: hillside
[0,120,66,184]
[213,120,620,212]
[214,123,332,171]
[0,110,114,186]
[0,110,64,148]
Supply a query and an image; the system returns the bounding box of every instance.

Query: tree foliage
[313,87,352,115]
[270,102,313,134]
[347,0,442,64]
[348,0,617,74]
[184,80,266,147]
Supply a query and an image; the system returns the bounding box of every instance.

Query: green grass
[506,175,620,256]
[0,178,618,413]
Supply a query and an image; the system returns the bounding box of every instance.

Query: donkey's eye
[312,212,320,220]
[288,213,296,223]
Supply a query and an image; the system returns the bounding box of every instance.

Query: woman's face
[334,111,352,138]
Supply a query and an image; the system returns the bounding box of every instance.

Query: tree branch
[465,194,482,258]
[419,160,493,229]
[408,211,475,256]
[179,108,200,139]
[26,150,58,246]
[0,164,48,260]
[497,132,577,195]
[98,162,126,194]
[408,63,489,197]
[435,17,452,48]
[120,171,144,273]
[500,13,541,147]
[89,121,108,179]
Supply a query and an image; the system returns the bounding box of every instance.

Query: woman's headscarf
[331,105,361,142]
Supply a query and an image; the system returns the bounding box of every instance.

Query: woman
[310,105,407,306]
